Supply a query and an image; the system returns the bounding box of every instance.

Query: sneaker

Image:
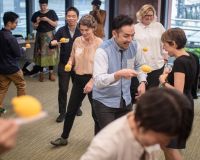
[0,108,6,116]
[76,109,83,116]
[50,137,68,146]
[56,113,65,123]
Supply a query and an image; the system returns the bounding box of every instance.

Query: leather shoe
[56,113,65,123]
[50,137,68,146]
[76,109,83,116]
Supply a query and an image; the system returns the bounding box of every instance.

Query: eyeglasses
[144,14,154,18]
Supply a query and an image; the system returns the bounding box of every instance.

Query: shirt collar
[2,28,11,33]
[139,22,153,29]
[111,37,127,53]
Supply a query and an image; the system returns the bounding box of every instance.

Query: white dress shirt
[134,22,166,70]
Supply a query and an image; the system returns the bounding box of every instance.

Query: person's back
[81,88,194,160]
[0,28,22,74]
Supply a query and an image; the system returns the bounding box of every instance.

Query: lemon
[12,95,42,118]
[143,47,148,52]
[25,43,31,48]
[65,64,72,72]
[141,65,152,73]
[60,37,69,43]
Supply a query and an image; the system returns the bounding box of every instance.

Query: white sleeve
[93,48,117,89]
[134,43,147,82]
[80,137,116,160]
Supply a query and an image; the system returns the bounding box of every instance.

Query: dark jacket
[0,28,23,74]
[49,24,81,64]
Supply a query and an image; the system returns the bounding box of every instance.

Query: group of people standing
[0,0,198,160]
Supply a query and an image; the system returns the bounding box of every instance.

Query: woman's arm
[173,72,185,93]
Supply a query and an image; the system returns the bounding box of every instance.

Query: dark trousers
[93,99,132,131]
[130,66,164,103]
[61,74,99,139]
[57,62,75,114]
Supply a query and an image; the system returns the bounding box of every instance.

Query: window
[0,0,27,38]
[170,0,200,49]
[33,0,65,30]
[74,0,105,18]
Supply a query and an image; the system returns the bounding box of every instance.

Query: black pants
[61,74,99,139]
[130,65,164,103]
[57,62,75,114]
[93,99,132,131]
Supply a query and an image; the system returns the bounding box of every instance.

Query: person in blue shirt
[92,15,147,132]
[0,11,26,115]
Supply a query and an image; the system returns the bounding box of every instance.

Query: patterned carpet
[0,75,200,160]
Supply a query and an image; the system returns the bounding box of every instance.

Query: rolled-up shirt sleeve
[134,44,147,83]
[93,48,116,88]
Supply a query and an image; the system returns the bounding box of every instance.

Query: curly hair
[78,14,97,30]
[136,4,157,22]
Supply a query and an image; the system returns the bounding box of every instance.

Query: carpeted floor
[0,75,200,160]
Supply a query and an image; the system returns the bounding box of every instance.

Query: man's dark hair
[3,11,19,26]
[91,0,102,6]
[39,0,48,4]
[112,15,134,31]
[66,7,79,17]
[135,88,193,144]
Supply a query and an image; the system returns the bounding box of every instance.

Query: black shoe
[56,113,65,123]
[50,137,68,146]
[76,109,83,116]
[0,108,6,116]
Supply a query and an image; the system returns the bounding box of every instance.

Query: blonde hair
[136,4,157,22]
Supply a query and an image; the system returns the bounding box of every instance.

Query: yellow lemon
[60,37,69,43]
[65,64,72,72]
[143,47,148,52]
[12,95,42,118]
[25,43,31,48]
[141,65,152,73]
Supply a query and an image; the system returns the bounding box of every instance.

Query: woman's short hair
[78,14,97,29]
[136,4,157,22]
[134,88,193,144]
[161,28,187,49]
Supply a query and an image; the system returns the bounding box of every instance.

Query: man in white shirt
[81,88,193,160]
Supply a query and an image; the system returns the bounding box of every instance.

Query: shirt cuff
[137,73,147,83]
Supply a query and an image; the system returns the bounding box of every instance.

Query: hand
[51,40,58,46]
[0,119,19,154]
[36,17,41,23]
[40,16,49,22]
[83,79,93,94]
[135,82,146,99]
[159,73,168,84]
[115,69,138,80]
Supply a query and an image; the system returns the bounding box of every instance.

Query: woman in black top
[31,0,59,82]
[159,28,197,160]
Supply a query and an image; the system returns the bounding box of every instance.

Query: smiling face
[113,25,135,49]
[79,24,94,40]
[141,10,154,26]
[66,10,78,27]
